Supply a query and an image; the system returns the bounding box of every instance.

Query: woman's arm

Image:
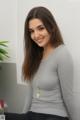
[57,46,76,120]
[22,82,32,113]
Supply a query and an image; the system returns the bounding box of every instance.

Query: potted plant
[0,41,9,61]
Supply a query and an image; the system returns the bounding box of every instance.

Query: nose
[34,30,39,39]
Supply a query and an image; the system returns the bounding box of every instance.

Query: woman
[22,6,73,120]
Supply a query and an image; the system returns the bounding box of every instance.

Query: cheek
[30,33,33,39]
[45,33,51,41]
[30,33,34,40]
[31,34,36,43]
[44,30,50,37]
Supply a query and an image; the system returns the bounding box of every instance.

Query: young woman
[22,6,73,120]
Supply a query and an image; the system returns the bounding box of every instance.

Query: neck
[43,45,54,59]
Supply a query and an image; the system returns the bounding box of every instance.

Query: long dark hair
[22,6,64,81]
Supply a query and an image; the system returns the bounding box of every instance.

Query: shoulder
[55,44,73,66]
[56,44,72,59]
[56,44,70,55]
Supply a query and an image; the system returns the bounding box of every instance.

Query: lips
[37,39,43,42]
[36,40,43,44]
[36,37,44,42]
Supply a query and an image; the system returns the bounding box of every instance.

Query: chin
[37,42,45,47]
[37,44,44,47]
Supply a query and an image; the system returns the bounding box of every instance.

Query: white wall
[0,0,17,63]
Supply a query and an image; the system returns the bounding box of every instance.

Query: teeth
[38,40,42,42]
[37,40,42,42]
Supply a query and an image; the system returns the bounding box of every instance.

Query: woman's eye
[29,30,34,34]
[39,27,45,30]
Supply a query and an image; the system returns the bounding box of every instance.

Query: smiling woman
[21,6,74,120]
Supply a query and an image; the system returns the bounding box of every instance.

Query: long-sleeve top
[23,44,74,119]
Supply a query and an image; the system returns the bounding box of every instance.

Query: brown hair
[22,6,64,81]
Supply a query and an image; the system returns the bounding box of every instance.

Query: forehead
[29,18,44,29]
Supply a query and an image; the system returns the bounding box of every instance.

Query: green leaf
[0,41,8,47]
[0,53,4,61]
[0,41,8,44]
[0,40,9,61]
[0,48,8,54]
[0,43,8,47]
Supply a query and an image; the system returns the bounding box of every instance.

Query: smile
[36,40,43,43]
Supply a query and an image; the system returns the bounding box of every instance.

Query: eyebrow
[29,24,45,31]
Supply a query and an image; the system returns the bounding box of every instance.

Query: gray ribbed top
[23,44,73,117]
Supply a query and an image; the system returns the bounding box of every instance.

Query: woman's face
[28,18,51,49]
